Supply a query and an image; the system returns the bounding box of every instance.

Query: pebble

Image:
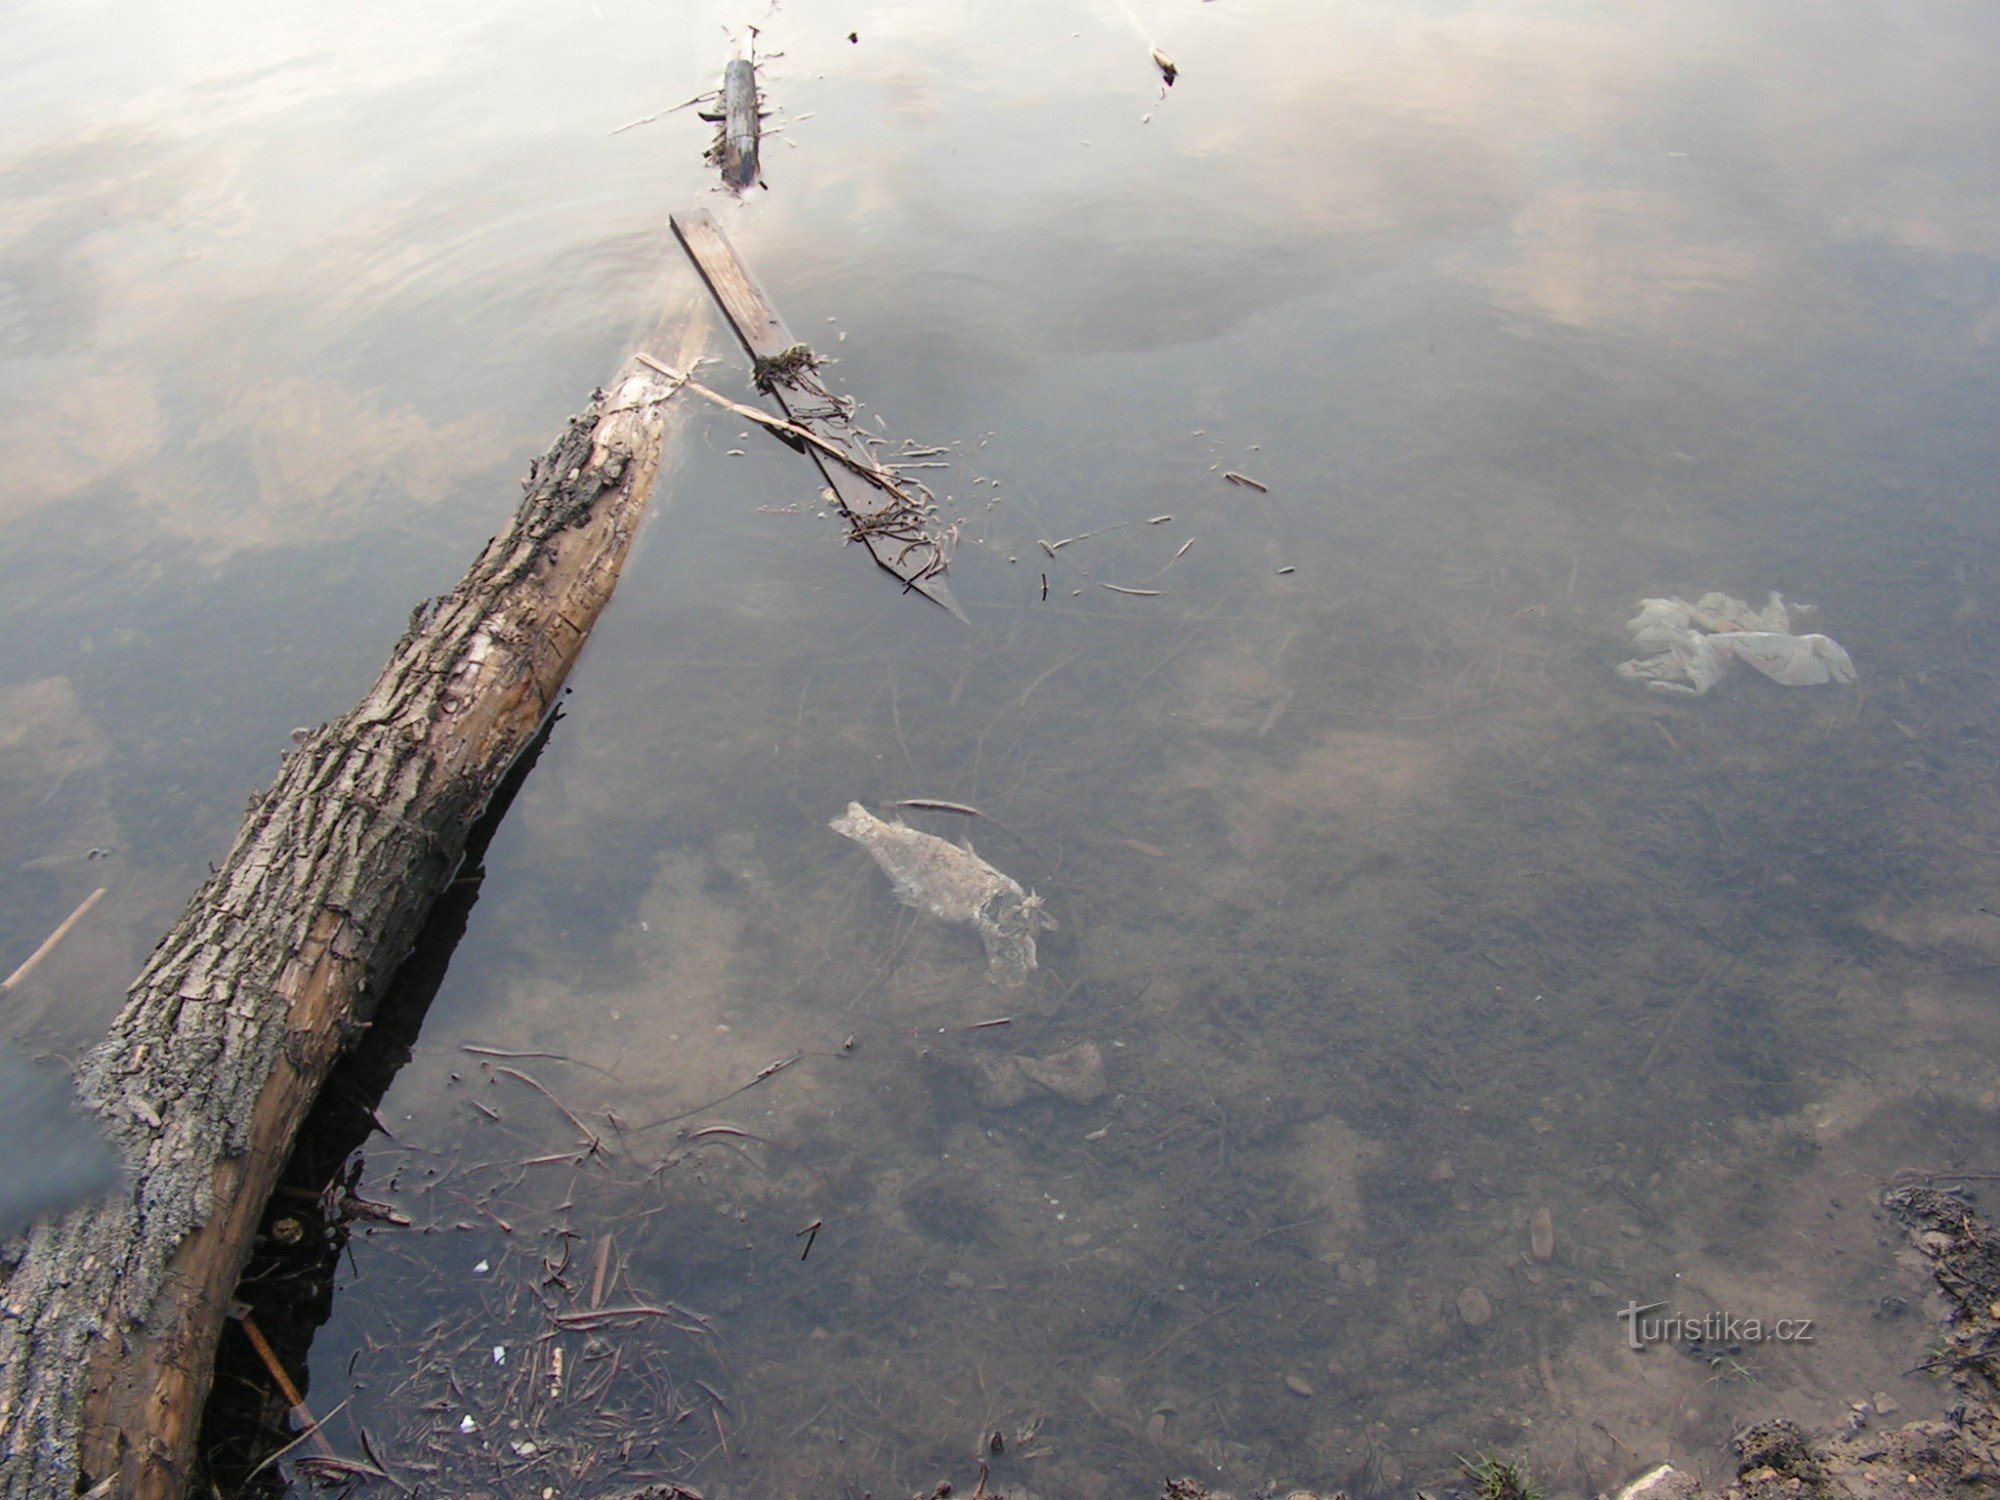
[1018,1041,1108,1104]
[1457,1286,1494,1327]
[1531,1206,1556,1262]
[1285,1374,1315,1398]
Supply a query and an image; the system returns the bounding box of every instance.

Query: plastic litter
[829,802,1054,986]
[1618,592,1855,697]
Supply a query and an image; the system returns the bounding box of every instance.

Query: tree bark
[0,350,689,1499]
[720,56,758,189]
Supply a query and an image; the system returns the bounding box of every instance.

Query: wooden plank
[670,209,789,360]
[669,209,966,621]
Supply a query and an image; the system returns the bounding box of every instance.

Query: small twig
[634,356,901,492]
[1593,1420,1638,1460]
[552,1304,695,1331]
[1638,950,1732,1079]
[245,1398,351,1481]
[293,1454,388,1481]
[590,1235,613,1309]
[633,1052,804,1131]
[491,1065,602,1151]
[1245,1210,1328,1246]
[462,1045,572,1062]
[3,887,108,990]
[607,92,708,136]
[890,798,984,818]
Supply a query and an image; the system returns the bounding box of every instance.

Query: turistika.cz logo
[1617,1301,1815,1351]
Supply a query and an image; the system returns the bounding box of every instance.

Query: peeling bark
[0,355,686,1499]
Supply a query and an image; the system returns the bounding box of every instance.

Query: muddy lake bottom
[210,548,2000,1500]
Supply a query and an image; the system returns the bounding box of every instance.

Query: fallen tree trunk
[0,339,696,1499]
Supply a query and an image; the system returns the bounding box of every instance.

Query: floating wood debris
[1151,46,1178,85]
[702,55,761,189]
[670,209,965,619]
[1102,583,1162,596]
[1223,470,1268,492]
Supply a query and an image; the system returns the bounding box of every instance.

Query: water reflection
[1,0,1997,1494]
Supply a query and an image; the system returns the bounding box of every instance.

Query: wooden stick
[3,887,107,991]
[236,1315,337,1460]
[634,355,907,493]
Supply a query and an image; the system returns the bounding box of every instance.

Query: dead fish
[830,803,1054,986]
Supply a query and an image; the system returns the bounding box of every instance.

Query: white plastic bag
[1617,592,1854,697]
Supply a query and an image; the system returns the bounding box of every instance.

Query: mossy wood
[0,352,688,1499]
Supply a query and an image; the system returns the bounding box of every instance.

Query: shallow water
[5,0,2000,1494]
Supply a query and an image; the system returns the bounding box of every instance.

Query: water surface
[4,0,1999,1494]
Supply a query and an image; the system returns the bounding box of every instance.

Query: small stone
[1456,1286,1494,1327]
[1530,1206,1556,1262]
[1285,1374,1315,1398]
[1613,1464,1694,1500]
[1018,1042,1108,1105]
[1874,1392,1899,1415]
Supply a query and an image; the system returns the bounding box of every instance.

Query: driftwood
[711,56,759,189]
[0,339,697,1498]
[670,208,966,620]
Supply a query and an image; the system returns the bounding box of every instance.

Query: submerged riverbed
[4,0,1999,1494]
